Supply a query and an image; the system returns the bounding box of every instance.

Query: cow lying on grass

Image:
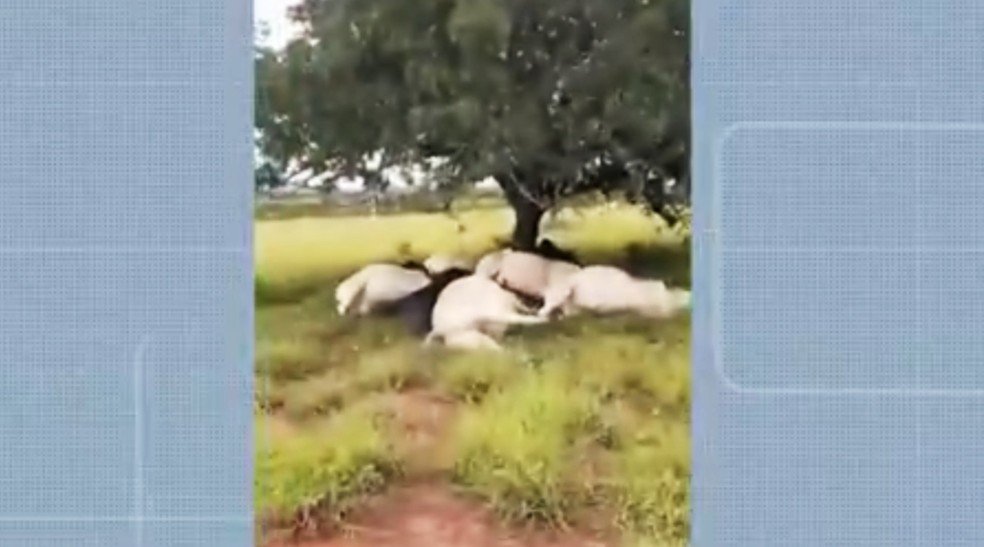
[335,263,431,316]
[379,267,473,336]
[424,274,547,351]
[477,249,581,304]
[539,265,691,320]
[474,238,580,279]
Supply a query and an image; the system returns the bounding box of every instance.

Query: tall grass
[565,319,691,414]
[255,408,401,526]
[610,419,690,544]
[434,350,518,403]
[256,337,333,382]
[451,370,601,524]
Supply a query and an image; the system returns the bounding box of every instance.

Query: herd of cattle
[334,238,691,351]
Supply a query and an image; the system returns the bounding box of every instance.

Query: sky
[254,0,302,50]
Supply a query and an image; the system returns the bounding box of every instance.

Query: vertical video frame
[254,1,692,545]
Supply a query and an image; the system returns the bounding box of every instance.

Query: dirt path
[265,483,612,547]
[380,388,459,474]
[263,389,616,547]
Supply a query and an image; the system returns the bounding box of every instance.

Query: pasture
[255,199,691,546]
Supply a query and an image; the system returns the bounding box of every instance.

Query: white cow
[473,249,507,278]
[425,274,546,351]
[483,249,581,301]
[539,265,691,319]
[335,263,431,316]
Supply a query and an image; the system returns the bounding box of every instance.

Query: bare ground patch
[265,482,613,547]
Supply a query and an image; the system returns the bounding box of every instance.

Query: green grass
[610,419,690,544]
[255,207,513,304]
[254,409,402,526]
[446,319,690,532]
[565,316,691,414]
[353,343,431,393]
[254,199,691,544]
[451,370,600,525]
[433,350,518,403]
[256,336,333,382]
[277,371,352,421]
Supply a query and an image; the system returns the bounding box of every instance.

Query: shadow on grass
[586,242,691,289]
[514,311,686,349]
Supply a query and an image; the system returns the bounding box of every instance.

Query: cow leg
[539,283,573,318]
[499,312,548,326]
[422,331,444,347]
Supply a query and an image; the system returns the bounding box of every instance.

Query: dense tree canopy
[256,0,689,249]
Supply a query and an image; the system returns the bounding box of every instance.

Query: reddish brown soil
[265,483,612,547]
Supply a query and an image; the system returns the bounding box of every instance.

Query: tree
[256,0,689,249]
[254,161,285,193]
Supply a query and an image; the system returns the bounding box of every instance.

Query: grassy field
[255,200,691,546]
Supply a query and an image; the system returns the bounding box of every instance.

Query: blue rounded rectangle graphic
[713,123,984,393]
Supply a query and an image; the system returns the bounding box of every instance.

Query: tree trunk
[495,170,547,252]
[511,201,544,251]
